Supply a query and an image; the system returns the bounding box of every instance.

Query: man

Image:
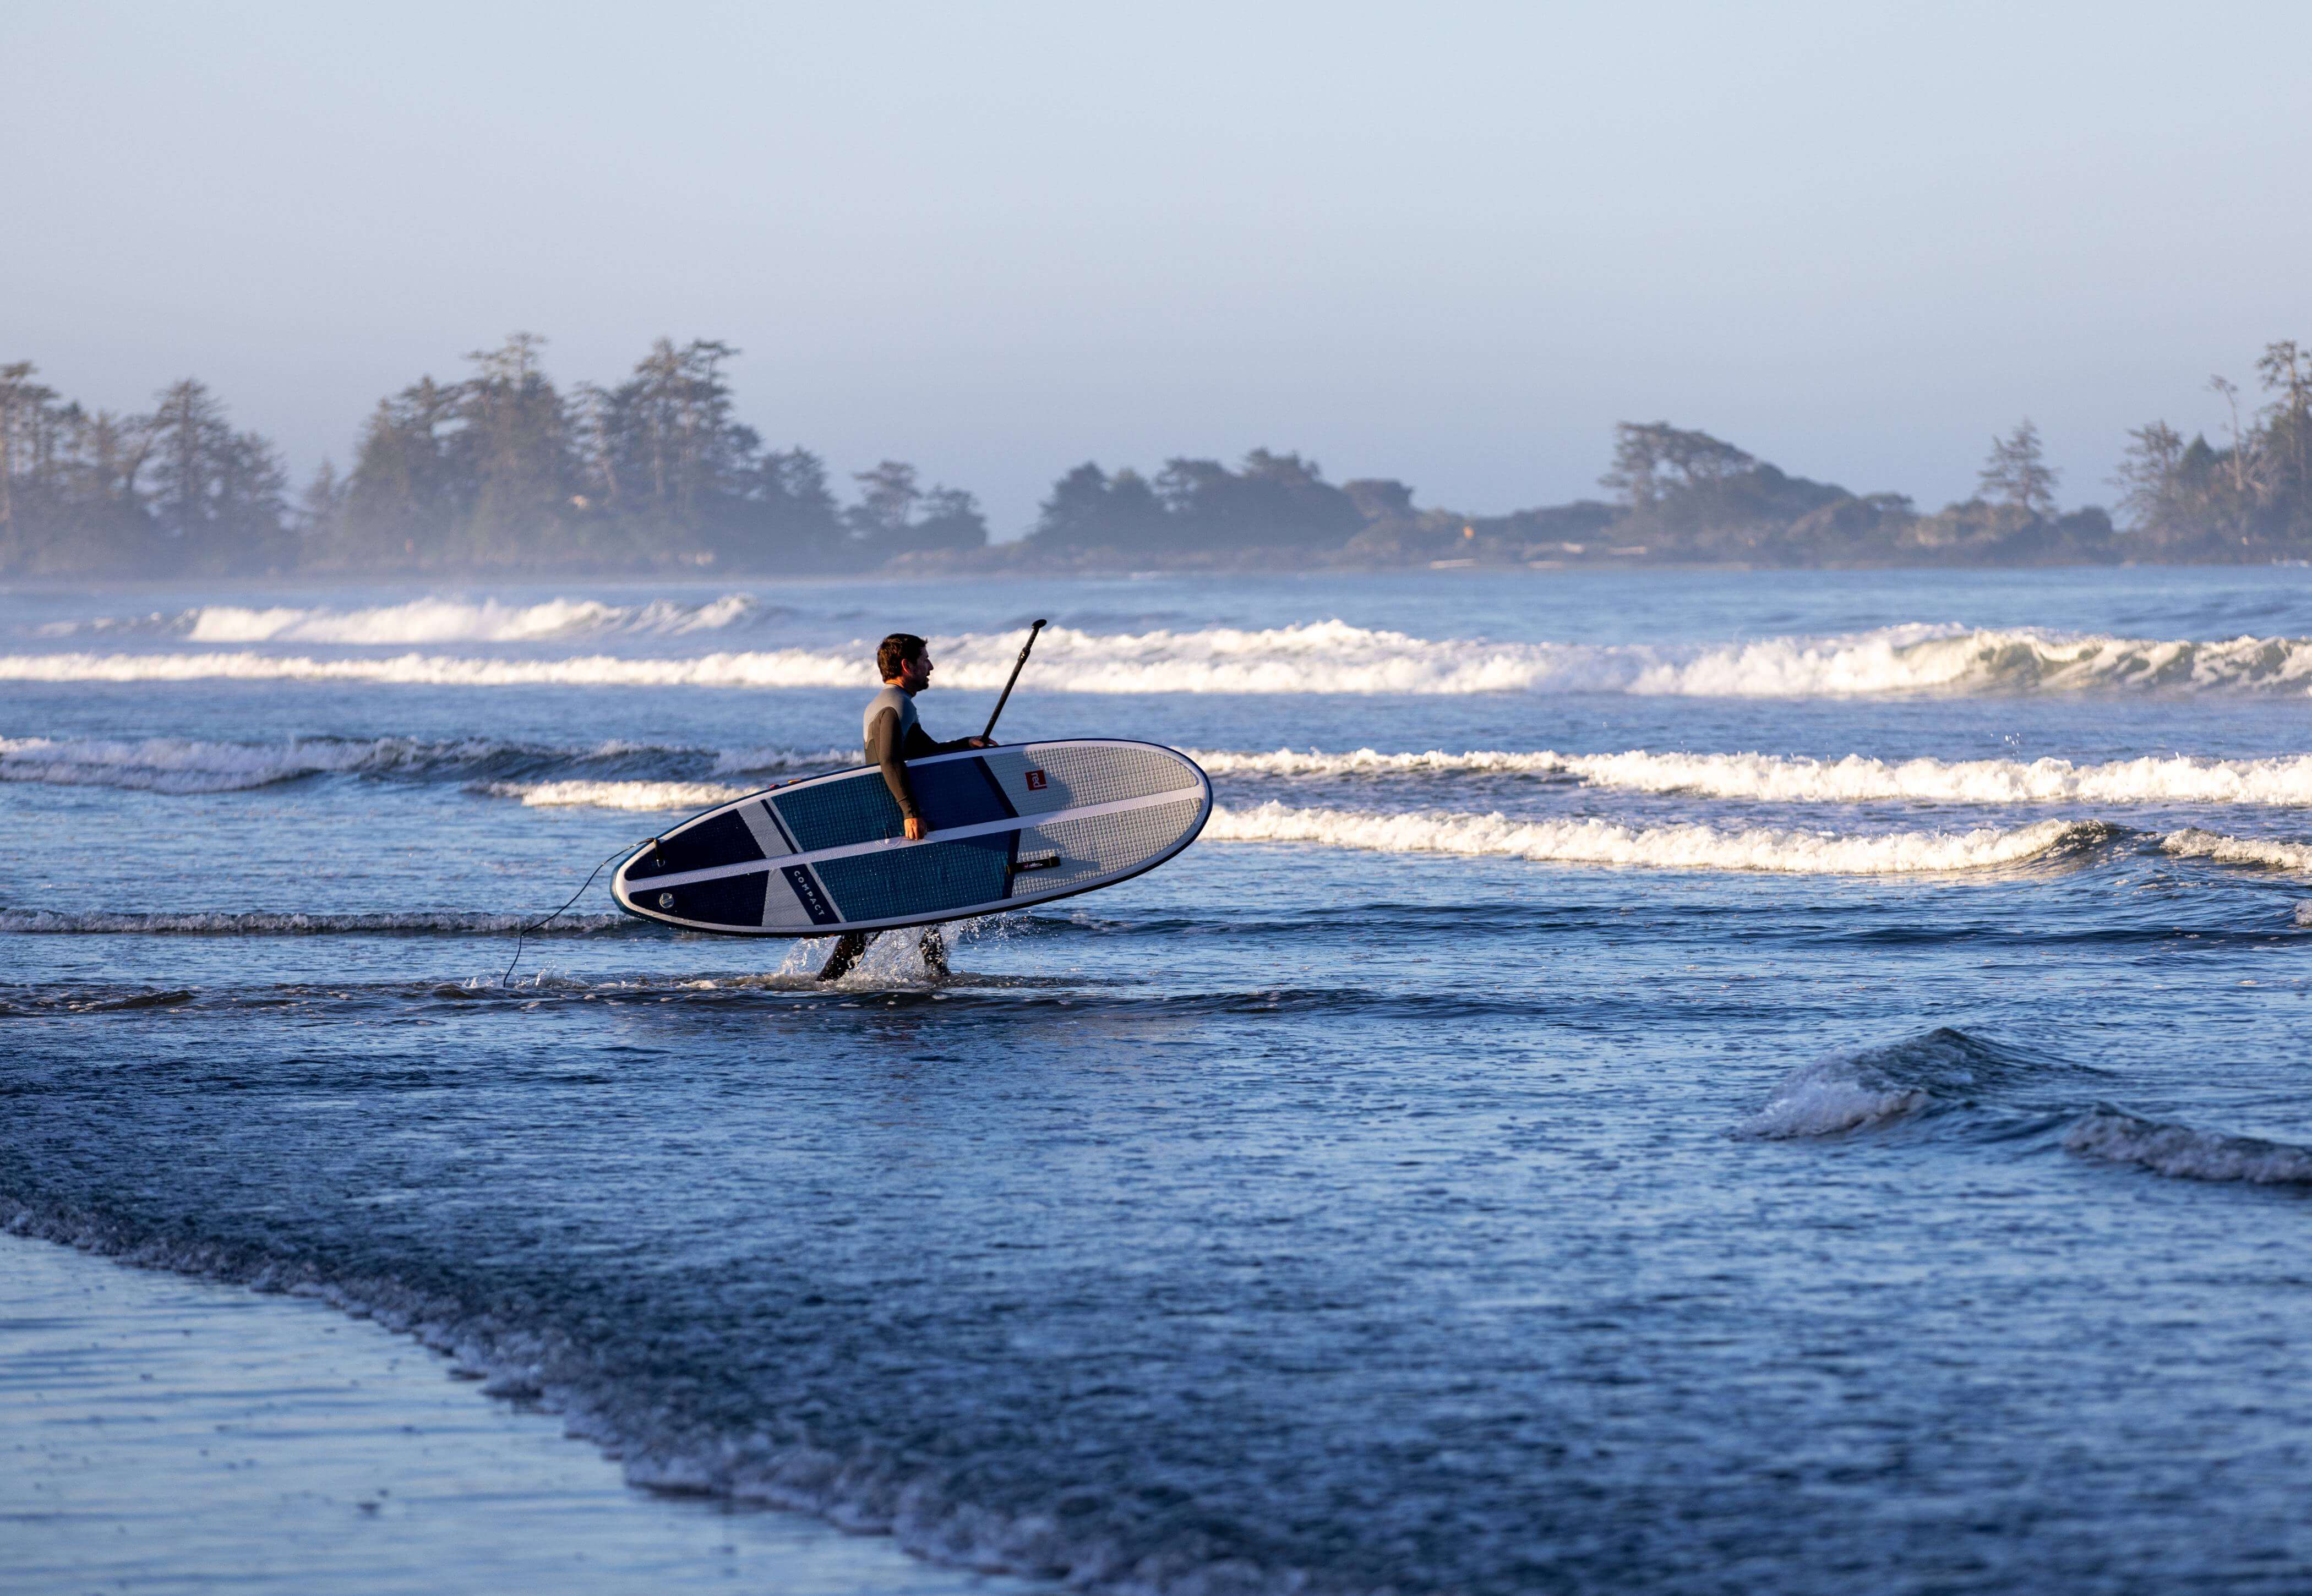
[817,633,991,981]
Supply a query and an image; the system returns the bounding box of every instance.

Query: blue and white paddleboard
[610,739,1210,936]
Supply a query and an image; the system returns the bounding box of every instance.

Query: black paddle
[980,619,1047,742]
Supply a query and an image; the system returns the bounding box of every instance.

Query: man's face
[897,651,933,692]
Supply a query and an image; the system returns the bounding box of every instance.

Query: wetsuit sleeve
[904,723,978,757]
[866,707,921,822]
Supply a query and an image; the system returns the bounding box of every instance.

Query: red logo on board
[1025,769,1048,790]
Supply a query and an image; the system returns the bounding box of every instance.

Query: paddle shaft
[980,619,1048,741]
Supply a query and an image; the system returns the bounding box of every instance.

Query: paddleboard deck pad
[610,739,1211,936]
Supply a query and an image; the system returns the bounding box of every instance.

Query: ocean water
[5,566,2311,1595]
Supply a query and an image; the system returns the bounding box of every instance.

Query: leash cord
[501,840,642,988]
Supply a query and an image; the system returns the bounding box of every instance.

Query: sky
[7,1,2309,538]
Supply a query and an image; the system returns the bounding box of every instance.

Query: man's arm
[867,707,923,827]
[903,724,990,758]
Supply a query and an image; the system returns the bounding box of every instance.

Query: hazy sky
[8,1,2309,536]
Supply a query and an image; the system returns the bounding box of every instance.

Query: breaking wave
[1742,1032,2312,1188]
[15,619,2312,696]
[1735,1028,2036,1138]
[1201,746,2312,805]
[0,735,848,794]
[2158,828,2312,871]
[1738,1027,2053,1138]
[37,593,769,644]
[2064,1108,2312,1184]
[489,779,754,811]
[1204,801,2103,874]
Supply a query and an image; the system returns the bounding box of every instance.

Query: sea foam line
[1195,746,2312,804]
[1204,801,2100,874]
[37,593,767,644]
[487,780,755,811]
[2158,828,2312,871]
[0,735,849,794]
[13,618,2312,696]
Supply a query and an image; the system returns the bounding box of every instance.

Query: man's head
[877,632,933,692]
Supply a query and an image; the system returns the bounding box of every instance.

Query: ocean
[4,566,2311,1594]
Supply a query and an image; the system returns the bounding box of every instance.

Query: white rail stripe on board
[623,786,1203,893]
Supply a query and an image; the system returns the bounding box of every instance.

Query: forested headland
[5,335,2310,578]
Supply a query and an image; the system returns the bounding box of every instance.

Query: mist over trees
[6,337,2310,576]
[1,337,986,577]
[1,365,290,576]
[319,335,983,573]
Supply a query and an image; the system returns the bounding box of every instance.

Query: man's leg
[816,931,875,981]
[919,926,951,980]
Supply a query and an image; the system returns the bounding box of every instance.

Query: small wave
[0,909,629,936]
[14,619,2312,697]
[2064,1108,2312,1184]
[1205,801,2102,874]
[0,986,199,1015]
[2159,828,2312,871]
[487,779,754,811]
[1199,746,2312,806]
[0,733,395,792]
[1738,1027,2032,1138]
[0,735,850,794]
[38,593,768,644]
[709,745,853,775]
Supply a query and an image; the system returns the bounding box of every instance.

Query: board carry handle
[980,619,1047,742]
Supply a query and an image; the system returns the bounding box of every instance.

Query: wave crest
[2159,828,2312,871]
[1205,801,2102,874]
[2064,1108,2312,1184]
[1738,1028,2035,1138]
[1202,746,2312,806]
[39,593,768,644]
[487,780,754,811]
[0,735,849,795]
[13,619,2312,697]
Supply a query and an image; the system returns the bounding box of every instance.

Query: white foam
[1204,801,2097,874]
[1735,1028,2022,1139]
[16,619,2312,697]
[1738,1058,1929,1138]
[489,780,754,811]
[2065,1108,2312,1184]
[709,746,853,776]
[172,593,764,644]
[2159,828,2312,871]
[0,735,387,793]
[1197,746,2312,806]
[0,735,852,796]
[0,648,866,688]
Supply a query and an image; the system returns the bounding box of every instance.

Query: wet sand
[0,1231,1022,1595]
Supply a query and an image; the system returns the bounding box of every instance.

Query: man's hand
[904,816,926,841]
[966,736,994,748]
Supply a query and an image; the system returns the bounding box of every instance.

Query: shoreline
[0,1229,1026,1595]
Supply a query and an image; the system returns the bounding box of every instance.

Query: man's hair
[877,633,928,681]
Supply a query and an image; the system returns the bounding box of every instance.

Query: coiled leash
[500,837,651,987]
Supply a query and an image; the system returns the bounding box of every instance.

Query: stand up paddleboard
[610,740,1210,936]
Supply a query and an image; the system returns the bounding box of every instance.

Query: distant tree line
[1,335,986,576]
[7,337,2311,576]
[2111,342,2312,557]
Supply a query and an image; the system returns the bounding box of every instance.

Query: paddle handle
[980,619,1047,742]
